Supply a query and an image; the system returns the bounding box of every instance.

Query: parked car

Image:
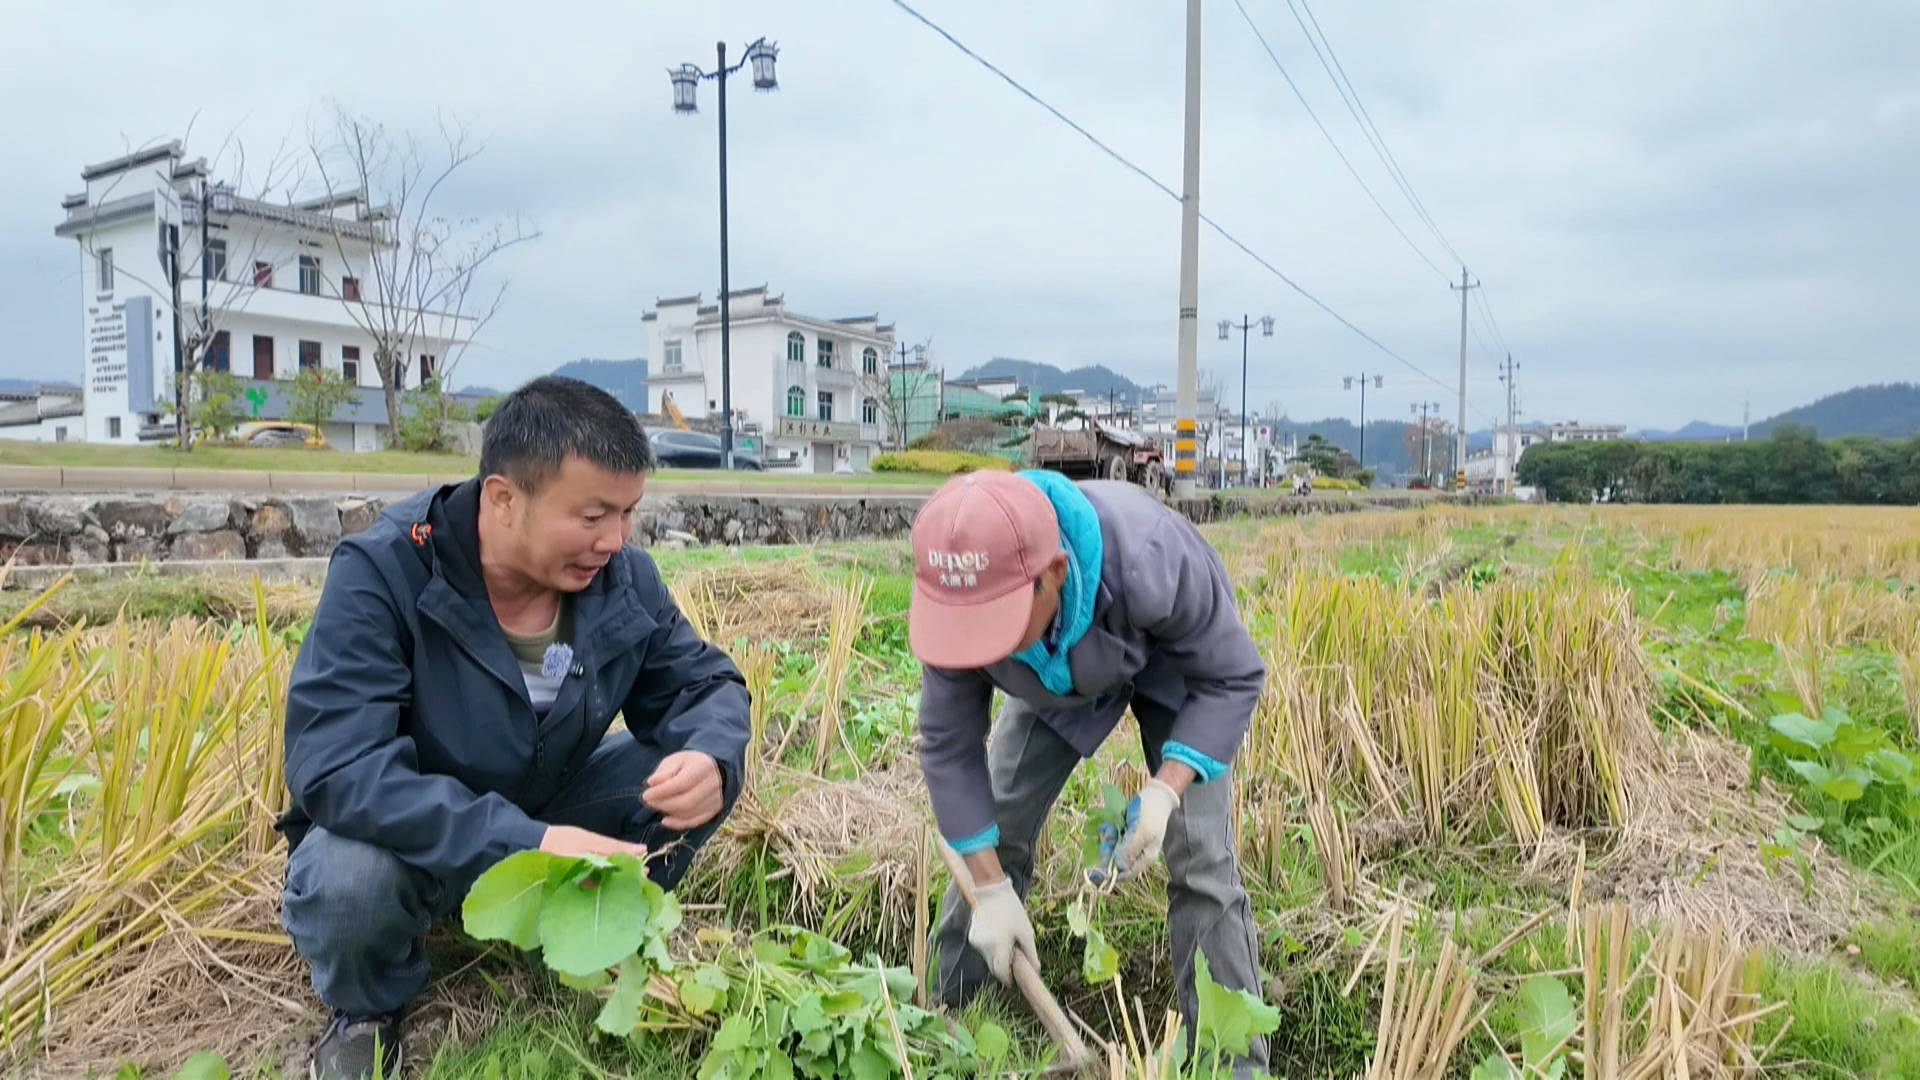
[231,421,328,448]
[643,427,763,470]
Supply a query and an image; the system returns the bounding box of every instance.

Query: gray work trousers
[930,697,1269,1074]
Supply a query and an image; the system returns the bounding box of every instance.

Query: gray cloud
[2,0,1915,429]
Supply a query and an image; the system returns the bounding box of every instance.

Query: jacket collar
[412,479,656,686]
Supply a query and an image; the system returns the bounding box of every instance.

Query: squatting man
[276,376,750,1080]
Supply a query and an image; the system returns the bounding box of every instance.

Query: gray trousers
[280,732,731,1018]
[931,697,1269,1073]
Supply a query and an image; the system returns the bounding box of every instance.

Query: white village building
[1465,420,1627,493]
[643,287,895,472]
[41,140,472,451]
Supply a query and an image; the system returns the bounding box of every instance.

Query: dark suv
[644,428,764,470]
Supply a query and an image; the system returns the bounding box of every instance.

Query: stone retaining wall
[0,491,926,567]
[0,489,1498,570]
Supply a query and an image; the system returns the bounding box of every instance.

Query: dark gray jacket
[917,481,1266,847]
[278,479,750,884]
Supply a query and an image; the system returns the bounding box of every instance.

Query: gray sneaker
[309,1010,402,1080]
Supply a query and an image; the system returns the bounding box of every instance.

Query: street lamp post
[1342,372,1383,480]
[671,37,780,471]
[1218,314,1273,488]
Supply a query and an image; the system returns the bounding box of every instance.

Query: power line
[1288,0,1462,267]
[888,0,1464,400]
[1228,0,1449,282]
[1474,284,1511,355]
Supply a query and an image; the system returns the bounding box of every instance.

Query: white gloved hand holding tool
[967,877,1039,985]
[1116,778,1181,880]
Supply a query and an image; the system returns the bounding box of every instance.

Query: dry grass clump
[1250,565,1661,856]
[670,561,836,645]
[689,767,931,960]
[1615,505,1920,584]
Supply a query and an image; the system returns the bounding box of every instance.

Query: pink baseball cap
[909,471,1060,669]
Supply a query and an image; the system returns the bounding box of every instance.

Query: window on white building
[817,390,834,421]
[663,339,683,374]
[342,345,360,384]
[96,248,114,291]
[786,331,805,364]
[107,417,121,439]
[863,347,878,376]
[786,385,805,417]
[862,397,878,425]
[419,354,436,385]
[817,339,834,369]
[298,255,322,296]
[206,239,227,281]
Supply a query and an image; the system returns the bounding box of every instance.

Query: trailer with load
[1028,420,1172,496]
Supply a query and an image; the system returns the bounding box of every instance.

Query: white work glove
[967,877,1039,985]
[1116,778,1181,880]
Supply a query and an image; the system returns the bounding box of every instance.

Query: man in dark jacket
[279,376,750,1080]
[911,469,1269,1076]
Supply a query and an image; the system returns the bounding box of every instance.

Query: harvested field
[6,507,1920,1078]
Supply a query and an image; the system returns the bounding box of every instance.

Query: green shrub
[871,450,1012,475]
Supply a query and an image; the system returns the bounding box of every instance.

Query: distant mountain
[956,358,1147,404]
[458,384,504,398]
[0,378,79,394]
[1634,420,1742,442]
[550,358,650,413]
[1752,382,1920,439]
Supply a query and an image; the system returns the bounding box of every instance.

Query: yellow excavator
[660,391,692,431]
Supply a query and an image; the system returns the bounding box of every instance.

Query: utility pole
[1217,314,1274,488]
[1742,396,1750,442]
[1498,354,1518,494]
[1343,372,1381,480]
[1450,267,1479,490]
[1411,400,1439,487]
[1173,0,1202,499]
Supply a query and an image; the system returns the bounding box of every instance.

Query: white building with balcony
[48,140,472,451]
[643,287,895,472]
[1466,420,1627,493]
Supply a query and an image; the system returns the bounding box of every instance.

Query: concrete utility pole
[1498,354,1518,494]
[1173,0,1202,498]
[1450,266,1479,490]
[1743,396,1750,442]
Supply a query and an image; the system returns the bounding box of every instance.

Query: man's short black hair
[479,375,653,492]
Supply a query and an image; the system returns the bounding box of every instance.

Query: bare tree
[64,122,303,448]
[860,337,936,451]
[1196,367,1226,484]
[309,107,537,444]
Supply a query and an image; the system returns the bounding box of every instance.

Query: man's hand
[539,825,648,859]
[1115,777,1182,880]
[967,877,1038,985]
[643,750,724,831]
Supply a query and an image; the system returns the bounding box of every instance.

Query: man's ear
[1047,549,1071,585]
[481,474,518,518]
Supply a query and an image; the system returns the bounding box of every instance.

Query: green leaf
[1516,976,1576,1071]
[1786,760,1835,788]
[678,965,728,1015]
[1100,782,1129,828]
[1470,1057,1519,1080]
[1192,949,1279,1057]
[593,957,653,1036]
[557,969,610,992]
[537,866,652,977]
[170,1053,229,1080]
[1818,770,1869,803]
[1066,900,1090,938]
[1082,926,1119,984]
[1786,814,1825,833]
[791,994,830,1035]
[763,1048,796,1080]
[461,849,557,950]
[849,1046,892,1080]
[1769,711,1834,752]
[975,1021,1011,1061]
[711,1014,755,1054]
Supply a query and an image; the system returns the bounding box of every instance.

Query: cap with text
[908,471,1059,669]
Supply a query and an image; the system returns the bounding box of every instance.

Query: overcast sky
[3,1,1915,430]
